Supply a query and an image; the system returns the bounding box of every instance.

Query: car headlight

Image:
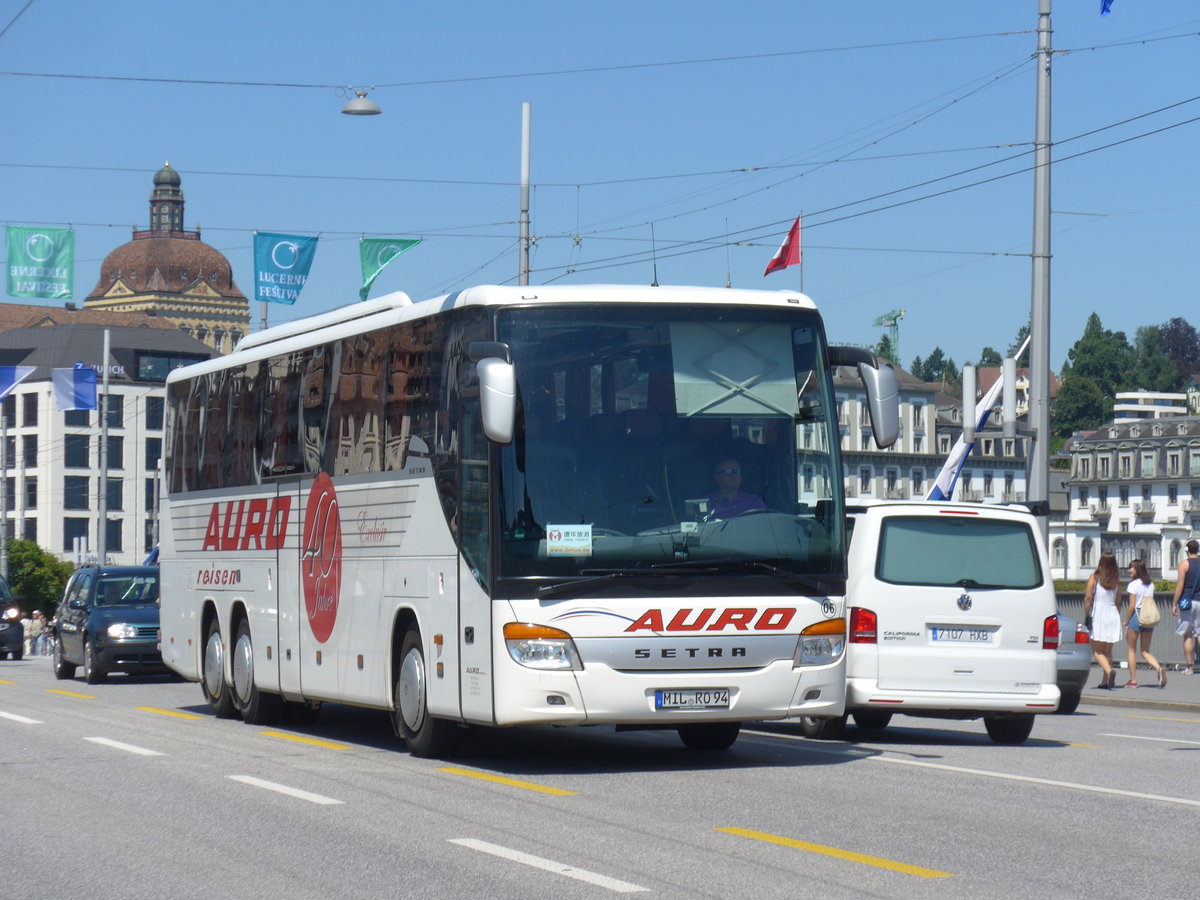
[794,619,846,666]
[503,623,582,671]
[107,623,138,640]
[2,606,19,621]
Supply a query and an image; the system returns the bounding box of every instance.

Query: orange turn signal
[800,618,846,637]
[503,622,573,641]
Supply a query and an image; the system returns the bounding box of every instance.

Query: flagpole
[798,209,804,293]
[0,402,7,582]
[98,329,110,565]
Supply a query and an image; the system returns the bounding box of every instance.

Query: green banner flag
[6,226,74,299]
[359,237,420,301]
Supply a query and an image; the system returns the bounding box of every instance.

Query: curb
[1080,694,1200,714]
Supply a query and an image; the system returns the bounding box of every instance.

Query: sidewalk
[1080,662,1200,713]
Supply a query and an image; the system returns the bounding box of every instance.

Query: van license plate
[656,689,730,710]
[931,627,993,643]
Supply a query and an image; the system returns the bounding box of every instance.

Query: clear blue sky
[1,1,1196,373]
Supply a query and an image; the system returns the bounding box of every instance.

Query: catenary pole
[98,329,111,564]
[1029,0,1053,543]
[519,102,531,286]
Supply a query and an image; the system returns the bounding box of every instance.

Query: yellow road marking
[259,730,351,750]
[438,766,577,796]
[717,827,953,879]
[46,688,96,699]
[0,679,15,684]
[138,706,203,720]
[1125,714,1200,725]
[1069,743,1099,749]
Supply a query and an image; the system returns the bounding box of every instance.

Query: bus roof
[168,283,817,384]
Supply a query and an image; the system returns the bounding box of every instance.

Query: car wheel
[201,617,238,719]
[677,722,741,751]
[12,646,22,661]
[83,638,106,684]
[231,619,282,725]
[852,710,893,731]
[392,627,459,758]
[1055,690,1081,716]
[799,714,847,740]
[984,714,1035,745]
[53,635,76,680]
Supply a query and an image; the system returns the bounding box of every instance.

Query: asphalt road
[3,655,1197,899]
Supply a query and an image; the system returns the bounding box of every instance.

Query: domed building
[84,164,249,354]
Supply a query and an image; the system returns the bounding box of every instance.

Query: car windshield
[876,515,1042,589]
[96,575,159,606]
[491,304,845,583]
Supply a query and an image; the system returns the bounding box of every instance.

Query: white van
[802,500,1060,744]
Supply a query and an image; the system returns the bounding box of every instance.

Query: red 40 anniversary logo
[301,473,342,643]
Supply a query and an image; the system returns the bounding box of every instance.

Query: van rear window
[876,515,1042,589]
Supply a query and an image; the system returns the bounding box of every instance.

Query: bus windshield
[494,304,844,582]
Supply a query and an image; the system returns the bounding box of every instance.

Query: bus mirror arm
[468,341,513,364]
[476,356,516,444]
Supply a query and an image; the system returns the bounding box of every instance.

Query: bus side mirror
[859,362,899,448]
[476,357,516,444]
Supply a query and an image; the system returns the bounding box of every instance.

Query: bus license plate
[655,689,730,710]
[930,627,993,643]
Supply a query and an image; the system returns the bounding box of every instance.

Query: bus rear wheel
[231,620,283,725]
[677,722,740,751]
[201,617,238,719]
[392,627,459,758]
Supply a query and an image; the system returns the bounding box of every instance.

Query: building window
[23,476,36,509]
[1142,485,1152,503]
[983,472,993,495]
[938,435,951,453]
[1004,439,1015,457]
[1004,471,1014,498]
[22,434,36,469]
[106,477,123,512]
[885,468,898,492]
[145,437,162,471]
[859,468,872,493]
[1170,485,1178,505]
[63,517,88,553]
[912,469,924,494]
[65,409,90,427]
[1100,456,1111,479]
[1079,457,1090,478]
[1171,540,1182,568]
[1081,538,1094,568]
[64,476,89,510]
[1080,487,1089,505]
[982,439,993,457]
[1170,453,1181,475]
[105,518,123,554]
[1099,487,1108,505]
[861,432,872,450]
[1141,452,1155,478]
[1053,539,1066,569]
[106,436,124,470]
[1120,455,1131,478]
[146,396,165,431]
[22,518,35,541]
[913,434,923,453]
[1120,486,1130,506]
[1121,521,1130,533]
[145,478,157,512]
[64,434,89,468]
[22,393,36,428]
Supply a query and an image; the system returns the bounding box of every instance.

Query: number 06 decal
[302,473,342,643]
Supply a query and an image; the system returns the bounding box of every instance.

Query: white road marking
[1103,732,1200,746]
[0,709,42,724]
[228,775,343,806]
[449,838,649,893]
[84,737,164,756]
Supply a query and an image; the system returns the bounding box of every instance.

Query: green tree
[1127,325,1179,392]
[1158,316,1199,384]
[1008,323,1031,367]
[1060,313,1133,396]
[876,333,898,366]
[909,355,924,380]
[978,346,1002,367]
[1051,376,1108,438]
[7,539,73,616]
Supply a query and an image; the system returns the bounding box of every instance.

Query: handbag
[1139,593,1161,627]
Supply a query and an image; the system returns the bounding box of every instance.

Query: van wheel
[201,617,238,719]
[52,636,76,679]
[231,620,283,725]
[392,627,460,758]
[852,710,893,731]
[1055,691,1081,715]
[984,714,1035,745]
[677,722,740,751]
[799,714,846,740]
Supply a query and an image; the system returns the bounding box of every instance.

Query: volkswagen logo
[956,593,973,611]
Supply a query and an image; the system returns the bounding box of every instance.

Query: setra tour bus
[159,284,898,756]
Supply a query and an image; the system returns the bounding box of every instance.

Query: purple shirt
[707,491,766,519]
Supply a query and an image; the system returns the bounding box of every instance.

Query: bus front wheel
[677,722,740,751]
[392,627,460,758]
[201,617,238,719]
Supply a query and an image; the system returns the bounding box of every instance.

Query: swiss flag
[764,215,801,276]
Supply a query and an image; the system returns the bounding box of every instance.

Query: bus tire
[984,714,1034,745]
[852,710,893,731]
[393,627,459,758]
[231,619,283,725]
[201,617,238,719]
[799,714,846,739]
[677,722,740,751]
[53,635,76,680]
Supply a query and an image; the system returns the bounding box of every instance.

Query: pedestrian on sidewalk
[1084,553,1123,689]
[1171,538,1200,675]
[1123,559,1166,688]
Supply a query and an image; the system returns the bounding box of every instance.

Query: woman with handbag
[1084,554,1123,689]
[1123,558,1166,688]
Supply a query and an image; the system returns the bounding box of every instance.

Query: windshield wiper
[534,568,691,600]
[649,557,832,594]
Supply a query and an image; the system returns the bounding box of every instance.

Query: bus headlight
[503,623,583,671]
[794,619,846,666]
[107,623,138,640]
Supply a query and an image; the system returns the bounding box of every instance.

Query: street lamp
[342,89,381,116]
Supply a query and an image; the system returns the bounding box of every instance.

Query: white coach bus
[159,284,898,756]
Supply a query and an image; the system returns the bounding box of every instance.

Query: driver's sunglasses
[716,467,741,475]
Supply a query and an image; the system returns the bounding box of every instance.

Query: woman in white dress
[1083,553,1123,689]
[1123,559,1166,688]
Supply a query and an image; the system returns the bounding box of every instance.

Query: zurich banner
[6,226,74,299]
[53,361,98,411]
[253,232,319,305]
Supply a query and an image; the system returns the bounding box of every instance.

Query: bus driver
[706,458,766,519]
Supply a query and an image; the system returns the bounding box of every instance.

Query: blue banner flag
[253,232,319,305]
[0,365,35,401]
[53,361,98,411]
[1101,0,1114,15]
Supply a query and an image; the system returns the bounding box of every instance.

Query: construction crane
[872,308,906,364]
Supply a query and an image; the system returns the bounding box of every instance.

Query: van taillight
[849,607,877,644]
[1042,615,1060,650]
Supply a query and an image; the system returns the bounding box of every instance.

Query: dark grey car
[53,566,165,684]
[0,578,22,659]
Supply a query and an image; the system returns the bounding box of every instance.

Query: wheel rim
[203,629,225,699]
[83,640,93,675]
[232,630,253,705]
[398,646,425,732]
[53,637,62,666]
